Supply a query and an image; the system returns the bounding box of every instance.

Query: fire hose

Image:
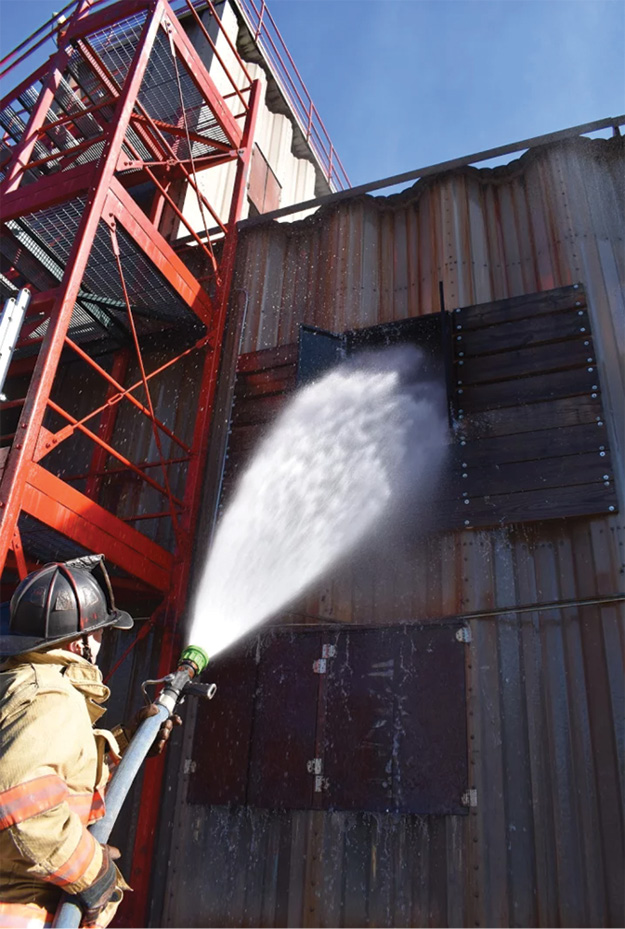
[53,646,212,929]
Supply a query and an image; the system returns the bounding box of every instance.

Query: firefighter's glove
[76,845,123,924]
[124,704,182,756]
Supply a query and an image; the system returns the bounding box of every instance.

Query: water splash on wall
[187,346,448,657]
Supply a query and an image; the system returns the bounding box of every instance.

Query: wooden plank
[457,451,613,498]
[23,464,172,589]
[458,308,589,356]
[431,479,617,532]
[461,395,602,440]
[459,366,598,412]
[464,481,617,527]
[455,284,585,329]
[459,422,611,466]
[231,393,288,426]
[458,337,594,384]
[227,424,264,458]
[235,364,297,399]
[237,343,298,373]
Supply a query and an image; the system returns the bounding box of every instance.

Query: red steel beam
[0,161,97,221]
[177,81,262,556]
[64,337,191,454]
[43,397,185,507]
[24,463,172,590]
[65,455,190,482]
[10,527,28,580]
[40,97,115,134]
[122,101,230,238]
[105,177,214,325]
[0,0,95,193]
[77,35,168,164]
[62,0,152,43]
[0,58,55,112]
[130,113,233,152]
[23,134,106,171]
[126,155,223,273]
[85,349,130,501]
[182,0,252,107]
[162,7,242,149]
[0,1,165,573]
[122,78,262,928]
[1,53,72,192]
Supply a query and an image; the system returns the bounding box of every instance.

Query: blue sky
[1,0,623,187]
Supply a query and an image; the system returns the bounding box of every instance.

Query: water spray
[56,347,448,927]
[53,646,213,929]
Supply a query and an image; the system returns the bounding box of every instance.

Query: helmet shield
[1,556,133,659]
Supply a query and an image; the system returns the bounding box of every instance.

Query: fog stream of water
[188,347,448,658]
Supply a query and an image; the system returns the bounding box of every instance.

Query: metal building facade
[155,133,624,927]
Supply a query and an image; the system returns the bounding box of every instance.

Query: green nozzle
[180,644,209,675]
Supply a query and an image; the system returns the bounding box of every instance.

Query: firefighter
[0,556,177,929]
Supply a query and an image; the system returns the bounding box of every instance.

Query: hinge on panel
[456,625,472,644]
[461,788,478,808]
[306,758,329,792]
[313,643,337,673]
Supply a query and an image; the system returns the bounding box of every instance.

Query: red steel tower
[0,0,263,916]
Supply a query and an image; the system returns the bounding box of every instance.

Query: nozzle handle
[185,681,217,700]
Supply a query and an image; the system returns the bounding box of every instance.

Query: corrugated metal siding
[233,136,624,488]
[155,135,624,926]
[160,608,623,928]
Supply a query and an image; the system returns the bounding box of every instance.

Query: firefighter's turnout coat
[0,649,128,928]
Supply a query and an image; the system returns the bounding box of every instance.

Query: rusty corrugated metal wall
[155,135,624,927]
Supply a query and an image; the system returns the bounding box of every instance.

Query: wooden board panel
[459,422,611,466]
[237,343,298,373]
[457,451,613,498]
[458,308,589,356]
[227,424,265,458]
[461,395,602,440]
[322,628,397,813]
[235,364,297,399]
[455,284,585,329]
[459,366,598,413]
[458,337,593,385]
[464,481,617,527]
[231,393,289,426]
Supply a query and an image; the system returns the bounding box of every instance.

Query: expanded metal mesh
[2,7,225,356]
[88,12,149,88]
[10,196,202,350]
[3,12,234,191]
[18,513,93,563]
[0,79,49,184]
[135,28,231,162]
